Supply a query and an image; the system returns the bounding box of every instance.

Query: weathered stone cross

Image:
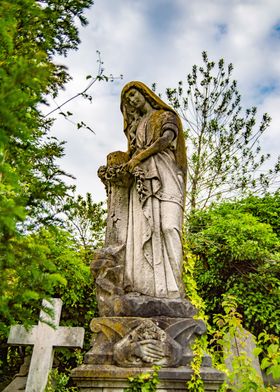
[8,298,84,392]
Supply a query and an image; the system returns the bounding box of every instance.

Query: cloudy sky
[46,0,280,202]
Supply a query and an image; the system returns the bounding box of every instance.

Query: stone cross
[224,326,264,389]
[8,298,84,392]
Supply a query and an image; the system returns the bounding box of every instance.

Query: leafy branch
[165,52,279,212]
[44,50,123,132]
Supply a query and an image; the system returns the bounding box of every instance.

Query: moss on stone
[107,151,129,167]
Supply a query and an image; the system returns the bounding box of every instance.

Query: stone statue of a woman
[96,81,189,315]
[120,81,187,299]
[73,82,223,382]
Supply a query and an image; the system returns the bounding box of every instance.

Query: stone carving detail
[98,151,132,249]
[84,317,207,368]
[113,294,197,318]
[113,319,182,367]
[90,245,125,316]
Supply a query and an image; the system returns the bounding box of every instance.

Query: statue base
[71,364,225,391]
[71,315,224,390]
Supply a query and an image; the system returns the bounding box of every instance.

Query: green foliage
[45,349,84,391]
[212,296,266,392]
[165,52,279,211]
[182,195,280,391]
[0,0,104,387]
[45,368,78,392]
[0,0,94,329]
[236,193,280,237]
[257,332,280,382]
[0,0,93,216]
[1,204,103,335]
[183,261,279,392]
[124,366,160,392]
[182,238,207,319]
[61,192,106,262]
[0,225,99,384]
[186,338,205,392]
[187,196,280,337]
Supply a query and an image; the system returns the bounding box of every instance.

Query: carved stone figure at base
[84,316,206,368]
[113,319,182,367]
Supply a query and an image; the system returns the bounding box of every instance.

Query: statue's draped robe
[124,110,185,298]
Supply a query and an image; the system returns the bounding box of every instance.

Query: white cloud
[49,0,280,201]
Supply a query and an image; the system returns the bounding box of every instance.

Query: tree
[60,192,106,262]
[0,0,94,230]
[186,194,280,337]
[0,225,99,388]
[165,52,280,212]
[0,0,94,343]
[0,1,109,387]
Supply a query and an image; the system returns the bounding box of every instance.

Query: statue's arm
[126,129,174,173]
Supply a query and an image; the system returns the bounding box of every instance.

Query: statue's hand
[134,339,165,363]
[126,158,140,173]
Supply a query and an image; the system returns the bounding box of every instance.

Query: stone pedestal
[71,311,224,391]
[71,364,225,391]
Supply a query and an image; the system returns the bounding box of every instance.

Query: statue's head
[120,81,186,176]
[120,81,175,133]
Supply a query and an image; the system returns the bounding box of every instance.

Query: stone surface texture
[2,356,30,391]
[224,326,264,389]
[2,376,27,392]
[72,81,224,390]
[72,365,225,391]
[84,316,207,368]
[113,294,197,317]
[7,298,84,392]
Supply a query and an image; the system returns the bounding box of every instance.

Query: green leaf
[271,365,280,381]
[253,347,262,357]
[261,358,271,370]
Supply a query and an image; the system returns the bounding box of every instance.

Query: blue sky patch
[253,82,278,105]
[258,84,275,95]
[271,22,280,38]
[146,1,181,37]
[215,23,227,40]
[217,23,227,35]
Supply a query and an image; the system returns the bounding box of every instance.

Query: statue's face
[125,88,146,110]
